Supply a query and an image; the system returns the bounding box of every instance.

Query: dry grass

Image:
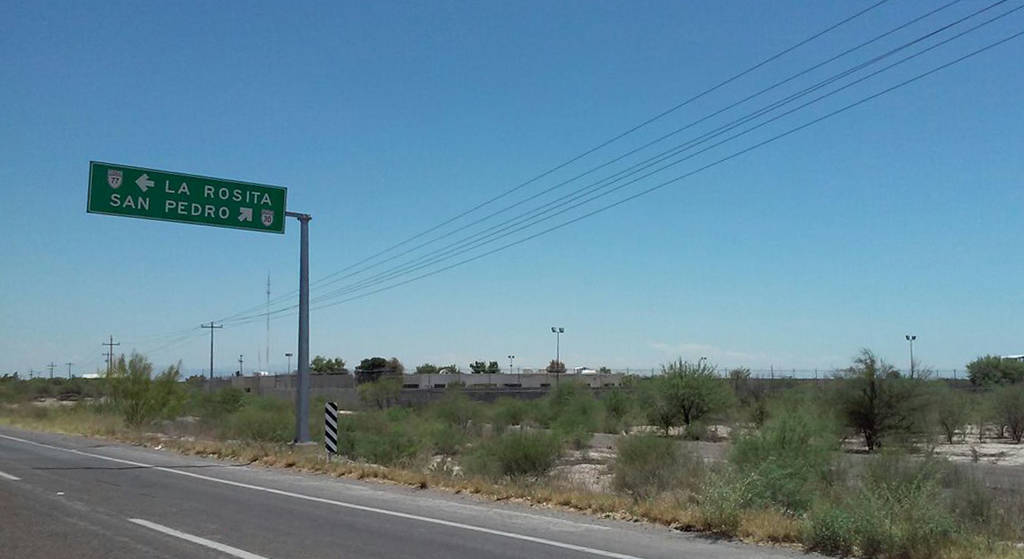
[737,509,802,544]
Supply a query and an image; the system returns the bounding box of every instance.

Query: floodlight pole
[287,211,312,443]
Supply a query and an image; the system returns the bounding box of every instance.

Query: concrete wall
[208,372,624,408]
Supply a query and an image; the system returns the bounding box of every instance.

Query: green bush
[430,390,481,431]
[465,430,562,479]
[803,504,855,556]
[490,398,529,432]
[191,386,246,420]
[730,398,839,513]
[335,410,420,466]
[107,354,185,425]
[838,453,960,559]
[613,434,700,500]
[645,359,734,435]
[697,470,749,535]
[600,389,632,433]
[222,397,292,442]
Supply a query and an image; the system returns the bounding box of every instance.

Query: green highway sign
[87,161,287,233]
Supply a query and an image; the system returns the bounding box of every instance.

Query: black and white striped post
[324,401,339,459]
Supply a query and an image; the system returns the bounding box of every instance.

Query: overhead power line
[217,1,1021,324]
[221,22,1024,327]
[205,1,891,324]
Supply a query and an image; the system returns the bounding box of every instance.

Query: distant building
[1002,355,1024,362]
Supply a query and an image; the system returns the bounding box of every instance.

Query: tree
[469,361,487,374]
[438,364,462,375]
[835,349,926,451]
[311,355,347,375]
[994,384,1024,443]
[645,358,733,435]
[106,353,184,425]
[355,357,393,383]
[387,357,405,375]
[932,383,970,444]
[546,360,566,374]
[967,355,1024,386]
[486,361,500,375]
[415,363,439,375]
[357,376,401,410]
[598,366,612,374]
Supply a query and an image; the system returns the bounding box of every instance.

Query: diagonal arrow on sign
[238,207,253,222]
[135,173,154,193]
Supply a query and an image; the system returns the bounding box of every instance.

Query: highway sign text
[87,161,287,233]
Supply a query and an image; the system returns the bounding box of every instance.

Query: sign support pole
[287,211,312,443]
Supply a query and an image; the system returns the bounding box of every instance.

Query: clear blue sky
[2,1,1022,377]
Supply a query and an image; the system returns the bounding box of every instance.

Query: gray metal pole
[288,211,312,443]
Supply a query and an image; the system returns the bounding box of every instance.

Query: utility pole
[286,211,312,444]
[47,362,56,379]
[66,362,73,379]
[201,322,223,384]
[102,335,120,374]
[238,354,244,377]
[266,272,271,374]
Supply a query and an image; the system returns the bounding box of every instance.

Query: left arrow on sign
[136,174,154,193]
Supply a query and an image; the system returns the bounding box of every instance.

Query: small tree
[438,364,461,375]
[994,384,1024,443]
[357,376,401,410]
[486,361,500,375]
[355,357,394,383]
[469,361,487,374]
[415,363,439,375]
[546,360,566,374]
[932,383,969,444]
[835,349,926,451]
[311,355,347,375]
[106,353,184,425]
[387,357,405,375]
[646,359,733,435]
[967,355,1024,386]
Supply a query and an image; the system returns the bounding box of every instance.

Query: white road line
[0,469,20,481]
[0,433,643,559]
[128,518,270,559]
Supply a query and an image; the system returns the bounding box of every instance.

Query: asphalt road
[0,426,812,559]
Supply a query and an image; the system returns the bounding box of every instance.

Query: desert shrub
[106,354,185,425]
[423,420,465,456]
[222,397,292,442]
[803,504,856,556]
[697,470,749,535]
[335,411,420,466]
[600,389,632,433]
[552,392,602,449]
[993,384,1024,442]
[730,398,839,513]
[490,398,529,432]
[465,430,562,480]
[430,389,481,431]
[613,434,701,500]
[931,383,970,444]
[843,453,959,558]
[192,387,247,420]
[357,376,401,409]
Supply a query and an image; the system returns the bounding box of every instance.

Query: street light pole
[285,352,293,375]
[286,211,312,444]
[551,327,564,387]
[508,354,516,386]
[905,335,916,378]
